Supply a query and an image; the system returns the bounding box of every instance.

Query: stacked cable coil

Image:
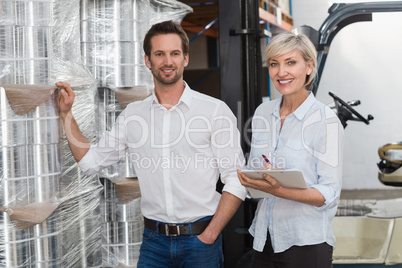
[0,1,102,267]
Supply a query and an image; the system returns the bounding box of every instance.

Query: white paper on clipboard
[241,169,307,198]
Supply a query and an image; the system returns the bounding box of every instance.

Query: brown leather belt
[144,217,211,236]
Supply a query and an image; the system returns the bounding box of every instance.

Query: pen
[262,154,271,165]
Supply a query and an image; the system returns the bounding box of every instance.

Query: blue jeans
[137,217,223,268]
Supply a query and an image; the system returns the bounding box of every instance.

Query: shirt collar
[179,81,192,108]
[293,92,315,120]
[149,81,192,110]
[272,92,316,120]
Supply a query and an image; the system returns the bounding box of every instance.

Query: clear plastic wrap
[80,0,192,88]
[0,0,192,267]
[0,83,103,267]
[0,0,102,267]
[101,178,142,267]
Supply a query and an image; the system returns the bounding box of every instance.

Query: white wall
[289,0,402,189]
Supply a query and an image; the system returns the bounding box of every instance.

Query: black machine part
[329,91,374,128]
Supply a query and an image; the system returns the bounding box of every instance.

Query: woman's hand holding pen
[237,154,282,196]
[263,163,273,169]
[262,154,274,170]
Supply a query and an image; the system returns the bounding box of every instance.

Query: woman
[237,31,344,267]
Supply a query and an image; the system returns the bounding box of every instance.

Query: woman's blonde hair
[265,31,317,90]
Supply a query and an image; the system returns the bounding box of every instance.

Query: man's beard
[151,65,184,85]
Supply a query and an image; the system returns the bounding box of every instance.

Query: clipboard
[241,169,307,198]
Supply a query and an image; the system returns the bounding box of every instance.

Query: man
[57,20,247,267]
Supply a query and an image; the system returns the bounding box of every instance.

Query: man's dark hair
[143,20,190,57]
